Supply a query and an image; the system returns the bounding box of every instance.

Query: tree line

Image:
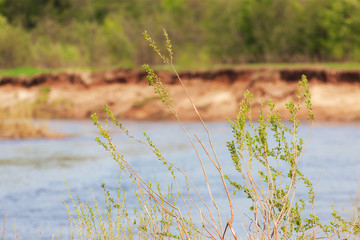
[1,0,360,69]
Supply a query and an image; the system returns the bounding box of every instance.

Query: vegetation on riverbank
[0,67,52,77]
[0,101,49,139]
[0,86,66,139]
[1,0,360,69]
[64,30,360,239]
[3,62,360,78]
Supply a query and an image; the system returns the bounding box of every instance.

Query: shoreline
[1,67,360,122]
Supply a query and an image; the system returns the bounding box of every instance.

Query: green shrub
[0,16,32,68]
[65,30,360,239]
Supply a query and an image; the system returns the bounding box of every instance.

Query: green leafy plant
[65,30,359,239]
[223,75,318,238]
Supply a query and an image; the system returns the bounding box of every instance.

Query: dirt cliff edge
[1,67,360,122]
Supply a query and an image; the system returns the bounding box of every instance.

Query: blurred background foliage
[1,0,360,69]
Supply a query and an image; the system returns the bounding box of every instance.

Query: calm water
[0,120,359,239]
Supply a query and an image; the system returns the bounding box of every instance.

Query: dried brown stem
[1,215,6,240]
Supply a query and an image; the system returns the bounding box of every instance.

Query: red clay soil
[1,67,360,122]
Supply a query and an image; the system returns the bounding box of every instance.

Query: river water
[0,120,359,239]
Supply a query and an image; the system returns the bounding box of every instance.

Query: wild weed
[66,30,359,239]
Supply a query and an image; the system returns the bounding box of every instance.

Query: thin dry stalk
[108,128,230,238]
[139,190,164,239]
[13,220,18,240]
[142,29,240,238]
[1,215,6,240]
[167,52,238,239]
[105,112,226,235]
[104,116,231,237]
[118,155,190,238]
[194,135,238,239]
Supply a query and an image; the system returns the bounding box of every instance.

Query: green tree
[0,0,71,29]
[319,0,360,61]
[0,16,31,67]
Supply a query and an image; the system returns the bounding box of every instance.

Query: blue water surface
[0,120,359,239]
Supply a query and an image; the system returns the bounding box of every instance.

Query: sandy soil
[1,67,360,122]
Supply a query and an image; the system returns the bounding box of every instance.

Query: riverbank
[1,66,360,122]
